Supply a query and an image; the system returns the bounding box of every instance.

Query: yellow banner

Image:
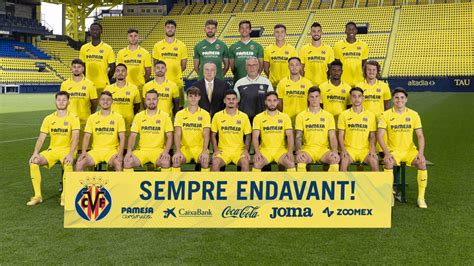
[64,172,392,228]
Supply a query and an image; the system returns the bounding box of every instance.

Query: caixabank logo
[75,177,112,222]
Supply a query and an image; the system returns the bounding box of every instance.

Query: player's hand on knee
[212,150,221,159]
[199,152,209,166]
[254,152,263,163]
[384,153,395,166]
[416,152,426,165]
[286,151,295,163]
[29,153,39,164]
[78,152,87,162]
[172,152,182,165]
[63,153,74,165]
[295,151,307,163]
[160,151,170,161]
[116,153,124,164]
[329,151,340,163]
[241,150,250,161]
[341,150,349,159]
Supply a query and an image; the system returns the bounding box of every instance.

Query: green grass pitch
[0,92,472,263]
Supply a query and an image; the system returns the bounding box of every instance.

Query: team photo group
[27,18,429,209]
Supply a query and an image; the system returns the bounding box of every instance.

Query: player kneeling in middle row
[252,91,295,171]
[124,89,174,172]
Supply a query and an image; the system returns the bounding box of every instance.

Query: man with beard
[142,60,180,117]
[153,20,188,106]
[79,22,115,95]
[300,22,334,87]
[117,28,152,95]
[104,64,141,135]
[76,91,126,172]
[27,91,80,206]
[124,90,174,172]
[252,91,295,172]
[194,19,229,80]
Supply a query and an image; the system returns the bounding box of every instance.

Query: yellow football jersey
[299,43,334,86]
[338,108,376,150]
[253,111,292,149]
[152,39,188,88]
[79,41,116,89]
[334,39,369,87]
[356,80,391,116]
[60,77,97,125]
[174,107,211,149]
[295,109,335,149]
[378,107,422,151]
[276,76,313,122]
[84,111,125,150]
[40,111,80,149]
[319,80,351,117]
[211,109,251,151]
[104,83,141,129]
[117,46,152,89]
[131,109,173,149]
[142,79,179,116]
[264,43,298,87]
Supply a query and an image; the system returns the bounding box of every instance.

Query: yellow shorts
[346,147,369,163]
[41,148,72,168]
[134,148,164,166]
[217,149,244,165]
[88,148,118,165]
[391,148,418,167]
[302,147,330,163]
[260,148,288,164]
[182,146,204,163]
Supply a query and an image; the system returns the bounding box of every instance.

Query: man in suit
[193,62,229,117]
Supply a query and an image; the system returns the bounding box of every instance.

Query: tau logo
[75,178,112,222]
[454,79,471,86]
[269,207,313,219]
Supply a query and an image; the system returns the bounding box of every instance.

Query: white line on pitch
[0,137,37,144]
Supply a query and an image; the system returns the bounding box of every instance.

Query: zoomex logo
[222,205,259,218]
[270,207,313,219]
[75,177,112,222]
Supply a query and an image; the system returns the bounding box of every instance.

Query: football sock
[417,170,428,200]
[297,163,307,172]
[30,164,42,198]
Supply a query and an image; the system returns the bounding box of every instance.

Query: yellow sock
[286,167,296,172]
[297,163,307,172]
[417,170,428,200]
[61,164,73,199]
[201,168,210,172]
[161,168,171,172]
[252,168,261,172]
[30,164,42,197]
[123,168,134,172]
[384,168,392,172]
[172,167,181,172]
[328,164,339,172]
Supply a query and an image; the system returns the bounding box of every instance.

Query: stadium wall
[387,77,474,92]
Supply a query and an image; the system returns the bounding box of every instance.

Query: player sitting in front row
[377,88,429,208]
[338,87,378,171]
[252,91,295,172]
[172,87,211,172]
[295,86,340,172]
[76,91,126,172]
[124,90,174,172]
[27,91,80,206]
[211,90,252,172]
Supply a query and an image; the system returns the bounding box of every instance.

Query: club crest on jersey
[198,116,203,121]
[82,86,87,91]
[110,120,115,125]
[300,85,305,89]
[321,50,326,54]
[376,88,381,93]
[357,46,361,50]
[99,49,104,53]
[156,119,161,124]
[341,89,346,93]
[137,54,142,58]
[75,177,112,222]
[64,121,69,126]
[236,120,241,125]
[405,117,411,122]
[216,44,221,49]
[284,51,289,55]
[278,119,283,124]
[320,118,325,122]
[259,85,264,90]
[363,117,368,122]
[249,45,254,50]
[165,87,170,92]
[174,47,178,51]
[126,91,130,95]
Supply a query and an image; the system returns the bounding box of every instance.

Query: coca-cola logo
[221,206,260,218]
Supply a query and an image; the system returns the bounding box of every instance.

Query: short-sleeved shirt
[152,39,188,88]
[264,43,298,87]
[356,80,391,116]
[60,77,97,125]
[378,107,422,151]
[211,109,251,151]
[334,39,369,87]
[40,111,80,149]
[299,43,334,86]
[104,83,141,129]
[84,111,126,150]
[295,109,335,149]
[233,75,273,121]
[276,76,313,122]
[117,46,152,89]
[338,108,376,150]
[194,39,229,80]
[131,109,173,149]
[229,40,264,81]
[79,41,116,89]
[319,80,351,117]
[142,79,179,116]
[174,107,211,149]
[252,111,292,149]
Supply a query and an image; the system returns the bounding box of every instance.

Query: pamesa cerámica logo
[75,177,112,222]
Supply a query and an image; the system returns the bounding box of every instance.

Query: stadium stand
[0,40,50,59]
[0,14,52,35]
